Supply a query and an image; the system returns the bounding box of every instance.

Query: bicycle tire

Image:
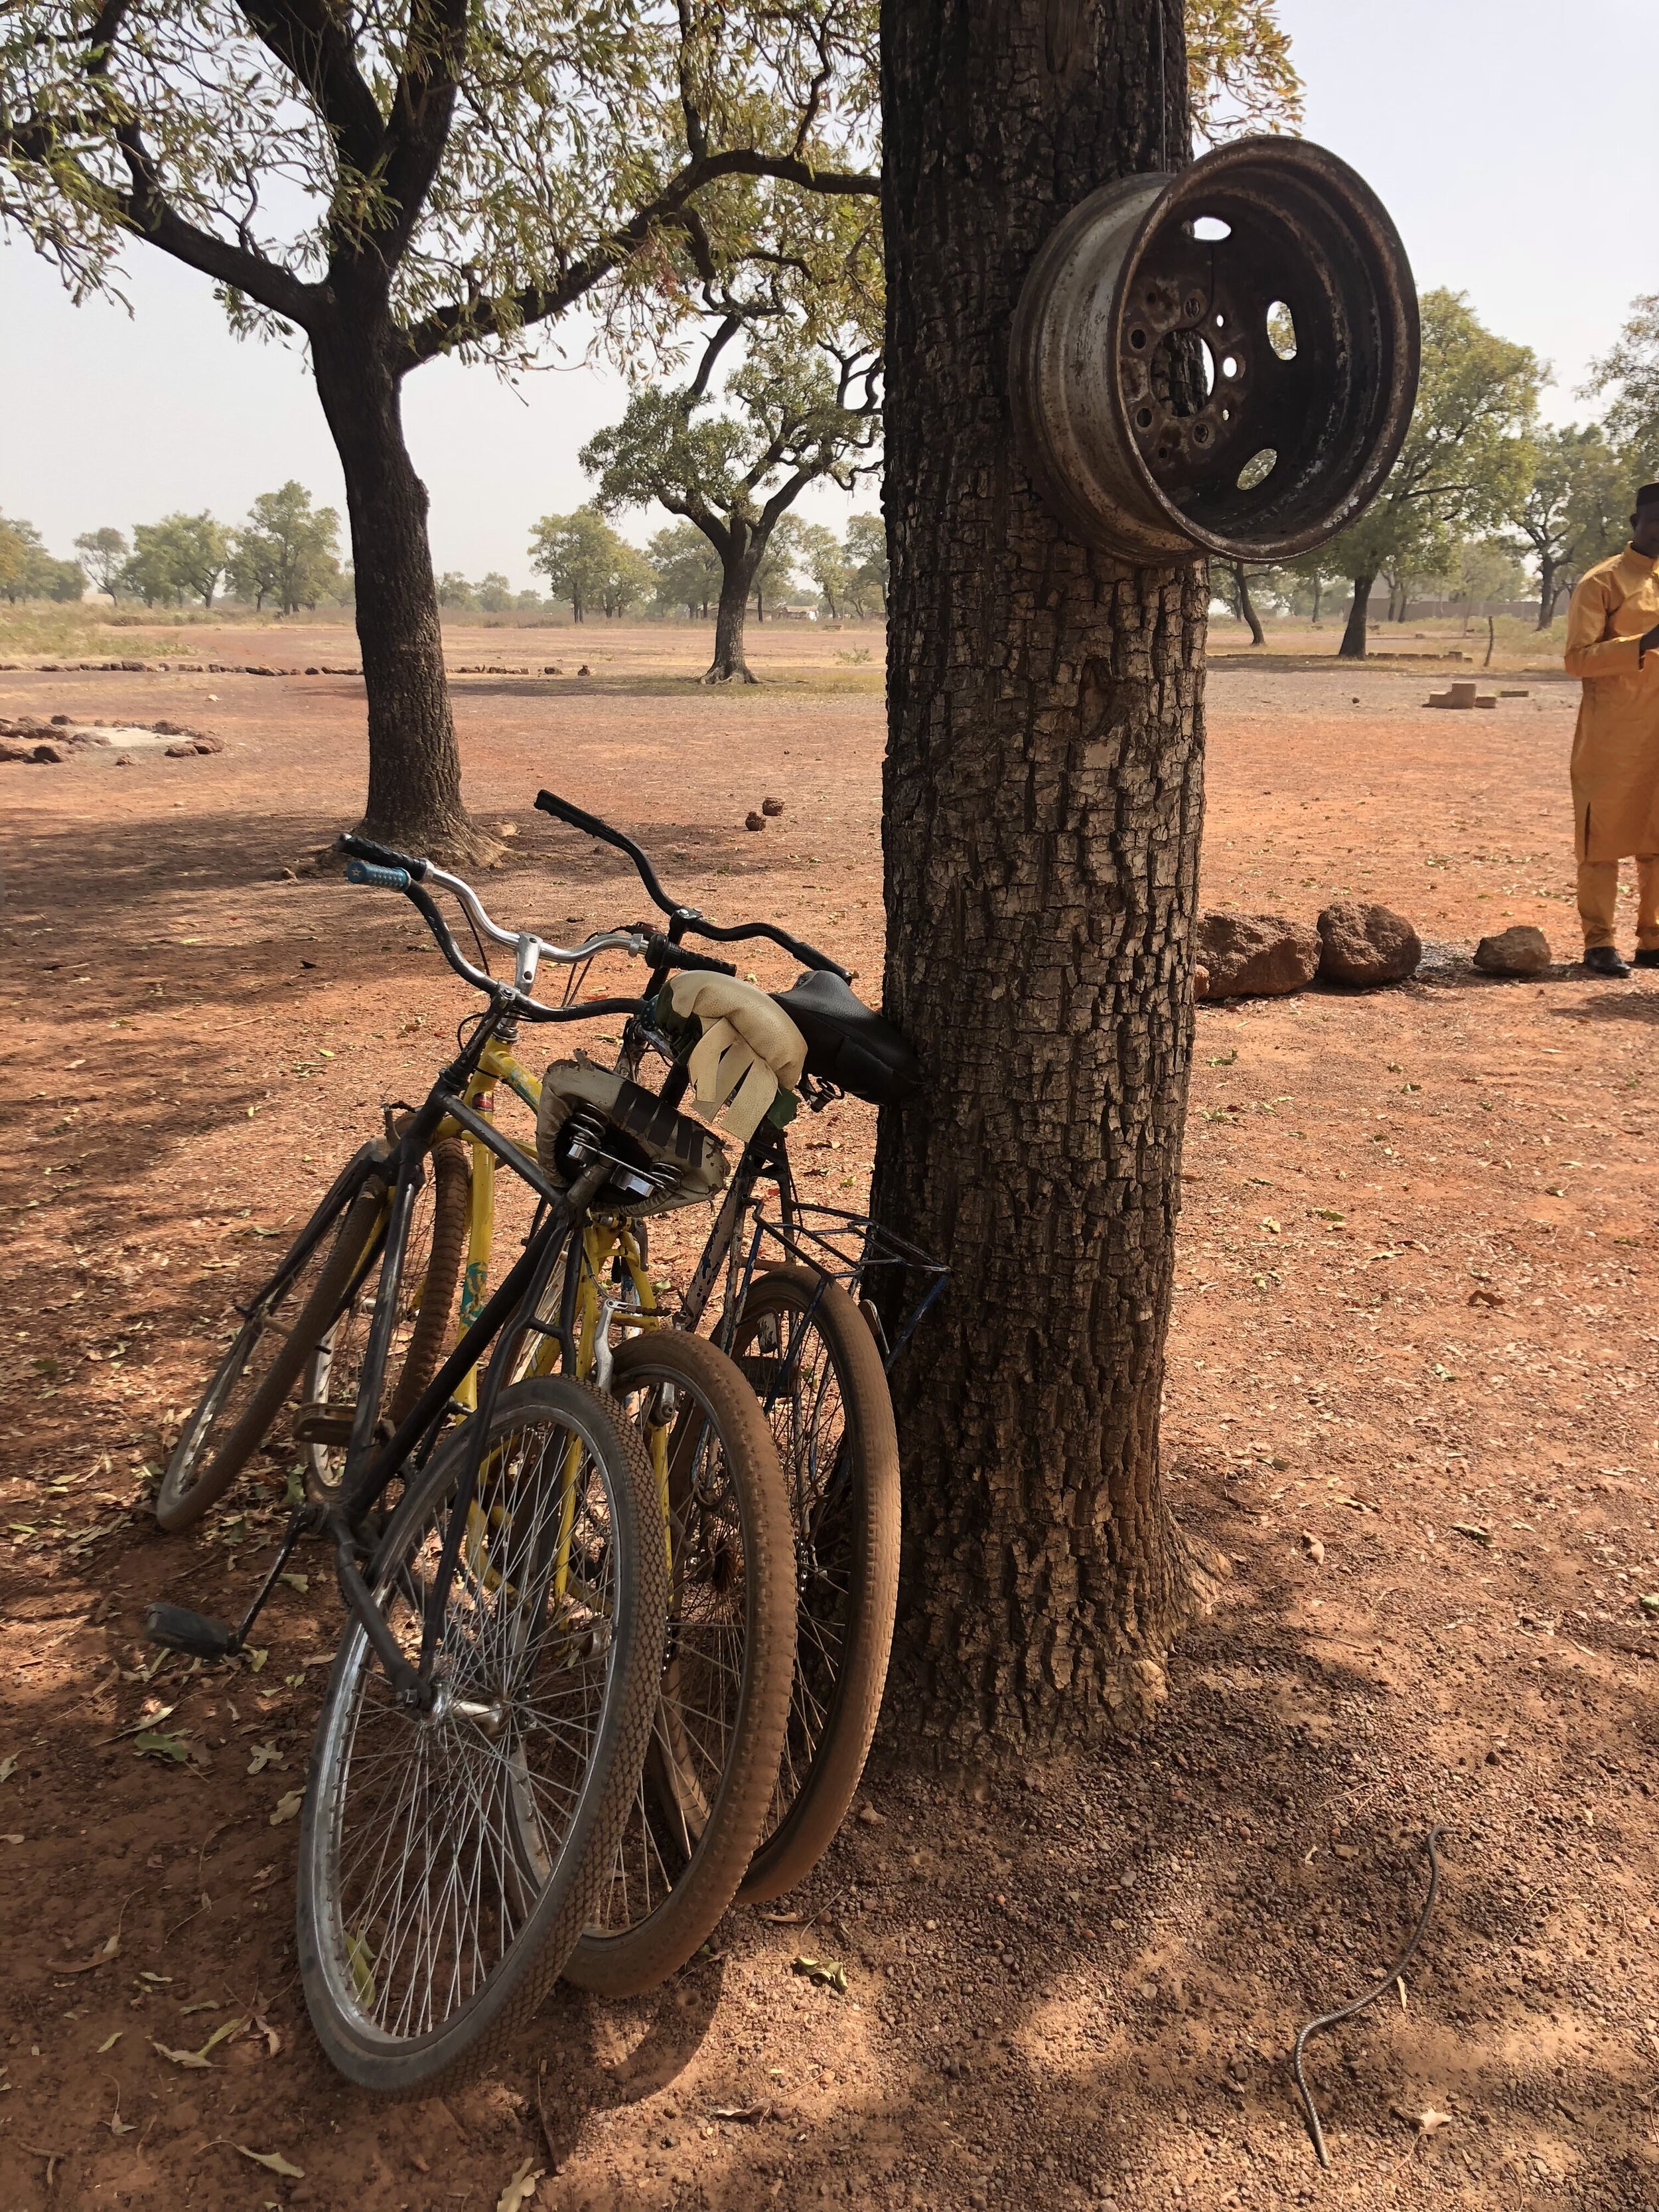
[295,1376,668,2093]
[299,1134,471,1505]
[565,1329,794,1995]
[155,1155,385,1533]
[727,1264,900,1903]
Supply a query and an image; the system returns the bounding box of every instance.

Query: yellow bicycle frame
[441,1034,670,1599]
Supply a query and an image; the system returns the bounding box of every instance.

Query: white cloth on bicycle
[668,972,807,1143]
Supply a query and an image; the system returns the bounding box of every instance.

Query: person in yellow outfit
[1565,482,1659,977]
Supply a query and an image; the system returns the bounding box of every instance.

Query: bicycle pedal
[293,1403,355,1447]
[143,1602,241,1660]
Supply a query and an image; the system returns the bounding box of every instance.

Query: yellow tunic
[1565,546,1659,861]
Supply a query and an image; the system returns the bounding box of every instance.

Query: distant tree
[122,526,185,606]
[1321,289,1540,660]
[0,514,82,601]
[230,484,342,616]
[1446,537,1526,631]
[127,512,230,608]
[1505,423,1628,629]
[514,589,543,614]
[528,506,634,625]
[648,522,723,620]
[1225,561,1265,644]
[1585,295,1659,463]
[0,3,881,857]
[599,540,654,618]
[583,327,880,682]
[75,526,128,604]
[843,512,888,615]
[475,572,514,614]
[798,520,851,619]
[436,572,476,611]
[749,515,804,622]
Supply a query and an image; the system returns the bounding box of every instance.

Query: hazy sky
[0,0,1644,589]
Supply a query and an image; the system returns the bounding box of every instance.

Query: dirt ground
[2,617,1657,2212]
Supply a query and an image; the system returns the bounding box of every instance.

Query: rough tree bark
[873,0,1216,1759]
[1338,571,1376,659]
[312,315,480,859]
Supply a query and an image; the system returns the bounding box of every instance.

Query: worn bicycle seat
[770,971,921,1106]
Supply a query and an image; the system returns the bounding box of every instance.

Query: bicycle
[143,853,790,2085]
[532,791,948,1897]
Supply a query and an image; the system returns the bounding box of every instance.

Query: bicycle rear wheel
[564,1329,794,1995]
[726,1264,900,1902]
[155,1150,385,1533]
[295,1378,668,2093]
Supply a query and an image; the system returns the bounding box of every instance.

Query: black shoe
[1635,948,1659,968]
[1583,945,1632,978]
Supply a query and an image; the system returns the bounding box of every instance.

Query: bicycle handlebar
[534,788,851,982]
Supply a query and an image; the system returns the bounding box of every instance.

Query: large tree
[1322,289,1539,660]
[1,3,878,856]
[1587,294,1659,463]
[582,324,880,680]
[874,0,1220,1755]
[230,482,341,615]
[1506,423,1628,629]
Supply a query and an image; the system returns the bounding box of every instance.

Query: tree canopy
[1586,295,1659,467]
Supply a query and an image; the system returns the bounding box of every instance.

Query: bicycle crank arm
[143,1505,316,1662]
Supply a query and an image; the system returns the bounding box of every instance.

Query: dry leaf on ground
[494,2154,543,2212]
[791,1955,848,1994]
[269,1789,303,1824]
[236,2144,305,2177]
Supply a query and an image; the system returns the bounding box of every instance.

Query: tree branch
[113,120,319,326]
[379,0,469,266]
[688,314,741,401]
[400,146,881,368]
[236,0,387,178]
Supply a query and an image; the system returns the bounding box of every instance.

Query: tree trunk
[1309,577,1322,625]
[873,0,1210,1759]
[1536,554,1557,630]
[312,312,486,863]
[704,534,764,684]
[1232,562,1265,646]
[1338,572,1375,659]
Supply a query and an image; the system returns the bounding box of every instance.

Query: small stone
[857,1803,885,1826]
[1193,962,1209,1001]
[745,811,766,832]
[761,796,785,816]
[114,755,134,767]
[1473,924,1551,978]
[50,712,72,725]
[30,741,64,763]
[1195,910,1320,999]
[577,663,592,676]
[1317,899,1421,987]
[1301,1532,1325,1564]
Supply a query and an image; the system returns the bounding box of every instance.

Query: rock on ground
[1473,924,1551,977]
[1194,910,1320,999]
[1317,899,1421,987]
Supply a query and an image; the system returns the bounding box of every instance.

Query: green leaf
[133,1730,193,1765]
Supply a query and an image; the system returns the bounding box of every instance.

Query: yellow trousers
[1577,855,1659,950]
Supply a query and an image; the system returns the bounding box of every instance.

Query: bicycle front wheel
[295,1378,668,2093]
[155,1151,384,1532]
[564,1329,794,1996]
[727,1264,900,1903]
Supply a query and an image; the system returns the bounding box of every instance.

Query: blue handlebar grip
[345,859,411,891]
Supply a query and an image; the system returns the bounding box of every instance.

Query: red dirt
[1,621,1654,2211]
